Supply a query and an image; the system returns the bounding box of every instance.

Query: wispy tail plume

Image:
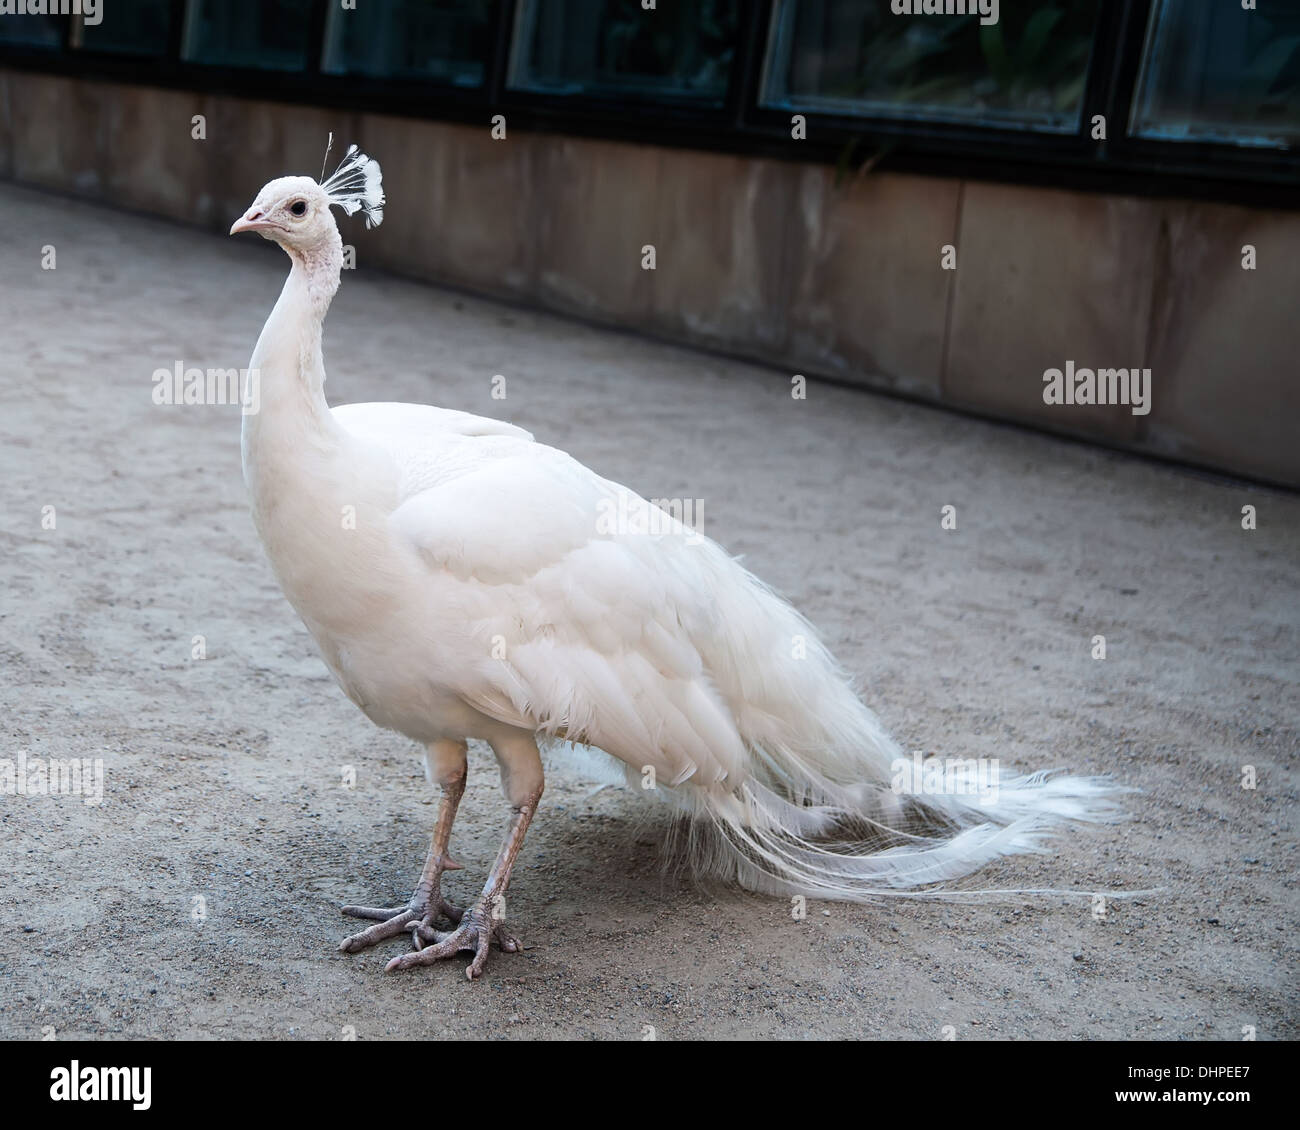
[667,545,1135,901]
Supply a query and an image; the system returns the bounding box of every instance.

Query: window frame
[0,0,1293,209]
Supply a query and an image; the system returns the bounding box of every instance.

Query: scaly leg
[388,734,543,980]
[339,739,468,954]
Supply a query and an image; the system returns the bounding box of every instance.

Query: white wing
[387,438,749,790]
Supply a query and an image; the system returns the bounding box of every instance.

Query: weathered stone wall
[4,69,1295,486]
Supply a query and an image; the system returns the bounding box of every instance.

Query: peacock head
[229,142,384,253]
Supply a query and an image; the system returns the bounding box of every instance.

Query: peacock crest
[319,134,384,229]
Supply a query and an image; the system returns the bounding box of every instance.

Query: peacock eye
[289,200,307,216]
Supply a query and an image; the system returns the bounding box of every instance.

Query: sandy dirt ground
[0,182,1296,1041]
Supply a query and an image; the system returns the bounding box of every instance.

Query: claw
[383,899,521,976]
[339,907,420,953]
[340,893,464,954]
[341,904,408,922]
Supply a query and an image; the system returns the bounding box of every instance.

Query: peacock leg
[386,735,542,980]
[338,739,467,953]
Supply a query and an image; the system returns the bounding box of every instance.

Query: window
[508,0,739,105]
[1130,0,1300,149]
[0,9,62,48]
[761,0,1102,134]
[0,0,1295,201]
[322,0,490,86]
[182,0,314,71]
[77,0,172,57]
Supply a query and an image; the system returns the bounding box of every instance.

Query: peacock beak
[230,209,273,236]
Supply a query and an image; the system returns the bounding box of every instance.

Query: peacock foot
[385,894,521,980]
[338,887,463,954]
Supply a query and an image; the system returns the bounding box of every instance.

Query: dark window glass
[78,0,171,56]
[508,0,738,105]
[322,0,490,86]
[761,0,1101,134]
[0,10,62,48]
[182,0,313,71]
[1130,0,1299,149]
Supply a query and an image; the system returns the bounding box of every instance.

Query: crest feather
[319,139,384,229]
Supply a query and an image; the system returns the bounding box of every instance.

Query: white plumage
[229,146,1126,979]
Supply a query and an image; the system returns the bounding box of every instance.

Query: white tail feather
[695,773,1132,901]
[583,539,1135,901]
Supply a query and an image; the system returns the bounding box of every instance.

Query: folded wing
[387,440,748,790]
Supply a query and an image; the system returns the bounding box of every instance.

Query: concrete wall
[3,68,1296,487]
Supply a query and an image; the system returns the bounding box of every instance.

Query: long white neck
[241,229,344,485]
[237,225,406,649]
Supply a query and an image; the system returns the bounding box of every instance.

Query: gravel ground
[0,182,1296,1040]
